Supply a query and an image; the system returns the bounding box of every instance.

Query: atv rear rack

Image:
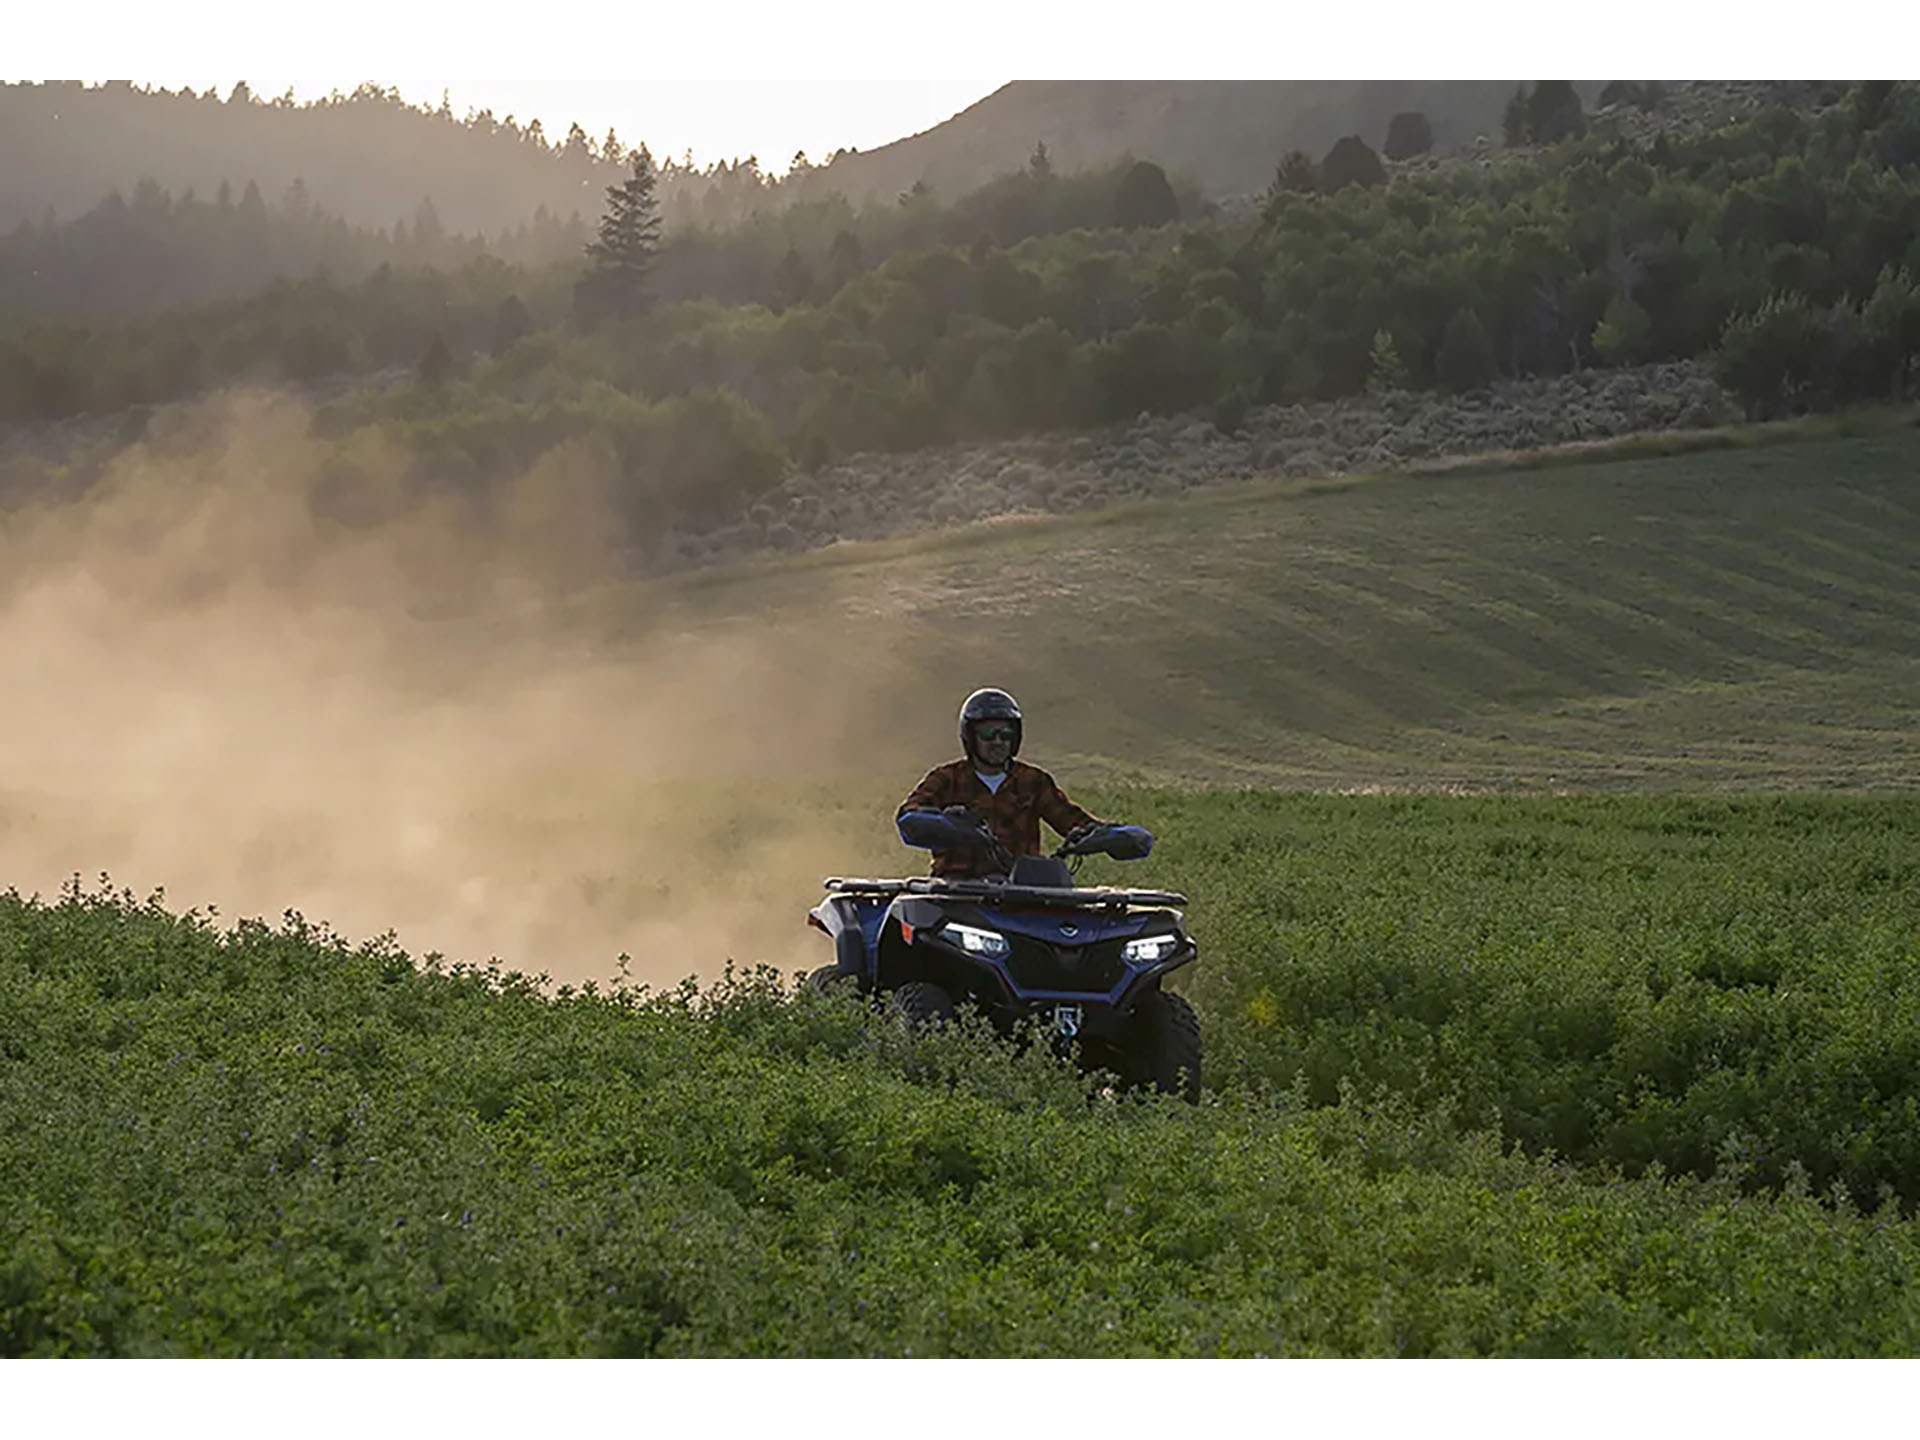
[822,876,1188,908]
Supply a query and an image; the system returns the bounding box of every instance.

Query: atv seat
[1009,855,1074,888]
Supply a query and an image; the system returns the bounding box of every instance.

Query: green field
[6,431,1920,1354]
[586,428,1920,793]
[6,793,1920,1356]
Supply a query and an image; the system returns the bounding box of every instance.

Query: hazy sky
[7,4,1867,173]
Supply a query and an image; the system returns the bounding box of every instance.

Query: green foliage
[1266,150,1319,202]
[1592,294,1654,367]
[580,147,663,321]
[1139,793,1920,1217]
[1111,161,1181,229]
[1209,385,1252,436]
[489,294,533,357]
[1714,291,1830,416]
[9,798,1920,1356]
[417,331,453,389]
[1863,266,1920,396]
[1436,308,1497,392]
[10,87,1920,483]
[1365,328,1408,394]
[1854,81,1896,135]
[1599,82,1666,113]
[1383,112,1433,162]
[1505,83,1588,148]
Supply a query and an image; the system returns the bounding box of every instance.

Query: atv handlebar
[1054,823,1154,861]
[898,811,1152,864]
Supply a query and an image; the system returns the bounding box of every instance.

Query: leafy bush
[1714,291,1829,416]
[9,827,1920,1358]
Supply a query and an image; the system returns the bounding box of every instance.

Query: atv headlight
[940,922,1010,958]
[1121,934,1181,965]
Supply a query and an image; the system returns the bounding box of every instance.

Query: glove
[1065,822,1099,846]
[943,805,981,826]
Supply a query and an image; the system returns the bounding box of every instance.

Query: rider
[897,688,1102,879]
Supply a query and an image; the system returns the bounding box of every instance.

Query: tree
[1592,294,1654,367]
[489,294,533,357]
[826,229,866,295]
[1112,161,1181,229]
[1268,150,1319,198]
[1714,291,1824,416]
[1029,140,1053,182]
[1319,136,1386,193]
[1436,309,1498,392]
[1505,82,1586,146]
[1366,329,1408,394]
[1864,266,1920,396]
[1855,80,1897,134]
[773,246,813,312]
[417,329,452,389]
[580,145,662,320]
[1502,88,1528,146]
[1383,112,1433,162]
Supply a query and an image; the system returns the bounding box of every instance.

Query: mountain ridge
[2,79,1574,237]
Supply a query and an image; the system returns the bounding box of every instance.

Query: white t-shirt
[976,769,1008,794]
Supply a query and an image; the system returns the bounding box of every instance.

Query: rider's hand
[943,804,980,825]
[1065,822,1098,846]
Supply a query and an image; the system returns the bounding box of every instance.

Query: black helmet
[959,687,1023,763]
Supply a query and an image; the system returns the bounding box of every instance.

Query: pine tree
[1366,329,1408,394]
[772,247,813,312]
[580,145,662,320]
[1029,140,1053,181]
[1266,150,1319,201]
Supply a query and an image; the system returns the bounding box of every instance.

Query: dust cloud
[0,389,937,989]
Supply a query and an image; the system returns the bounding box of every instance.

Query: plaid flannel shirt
[896,757,1102,878]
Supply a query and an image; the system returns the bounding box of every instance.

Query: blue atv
[804,809,1201,1100]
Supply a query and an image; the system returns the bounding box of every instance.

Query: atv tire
[891,981,956,1030]
[802,964,859,996]
[1126,989,1202,1102]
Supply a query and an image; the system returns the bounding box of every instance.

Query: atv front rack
[822,876,1188,909]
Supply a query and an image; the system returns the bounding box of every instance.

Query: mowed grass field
[6,430,1920,1355]
[624,427,1920,791]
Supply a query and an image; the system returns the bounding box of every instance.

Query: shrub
[1593,295,1655,368]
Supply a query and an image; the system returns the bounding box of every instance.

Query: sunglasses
[974,725,1018,742]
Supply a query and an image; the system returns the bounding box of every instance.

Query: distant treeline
[1,148,1204,319]
[6,84,1920,561]
[3,79,879,238]
[2,78,1546,242]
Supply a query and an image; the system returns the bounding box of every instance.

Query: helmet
[959,687,1023,763]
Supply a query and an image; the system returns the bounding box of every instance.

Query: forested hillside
[5,82,1918,576]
